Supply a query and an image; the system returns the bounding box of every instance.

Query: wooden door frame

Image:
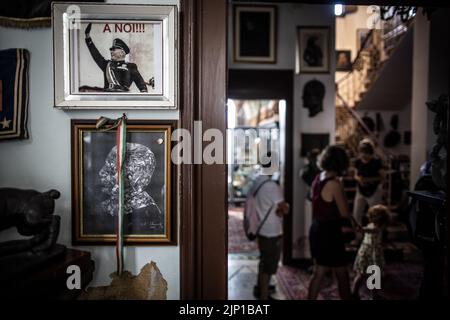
[180,0,228,299]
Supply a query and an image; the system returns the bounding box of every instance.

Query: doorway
[226,70,293,299]
[180,0,447,300]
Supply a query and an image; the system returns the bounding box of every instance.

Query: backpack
[243,179,275,241]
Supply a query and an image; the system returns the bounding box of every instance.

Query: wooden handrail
[336,91,394,160]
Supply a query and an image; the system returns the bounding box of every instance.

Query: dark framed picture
[296,26,330,74]
[336,50,352,71]
[300,133,330,157]
[404,130,411,145]
[71,120,176,245]
[53,3,177,109]
[233,5,277,63]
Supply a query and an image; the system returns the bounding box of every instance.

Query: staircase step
[387,210,400,221]
[399,242,422,262]
[384,243,404,262]
[386,241,423,263]
[386,223,410,242]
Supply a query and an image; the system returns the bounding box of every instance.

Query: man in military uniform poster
[82,23,153,93]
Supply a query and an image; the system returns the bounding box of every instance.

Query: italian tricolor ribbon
[96,114,128,275]
[115,114,127,275]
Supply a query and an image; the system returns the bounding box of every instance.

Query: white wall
[410,14,430,189]
[228,3,336,259]
[409,9,449,188]
[292,5,335,259]
[335,6,369,83]
[0,0,180,299]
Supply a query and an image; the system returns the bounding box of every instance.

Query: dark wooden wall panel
[200,0,228,300]
[180,0,227,299]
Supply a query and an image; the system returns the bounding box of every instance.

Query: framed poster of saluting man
[52,3,178,109]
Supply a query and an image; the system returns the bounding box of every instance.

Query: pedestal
[0,246,95,299]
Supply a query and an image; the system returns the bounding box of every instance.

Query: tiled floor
[228,253,288,300]
[227,205,289,300]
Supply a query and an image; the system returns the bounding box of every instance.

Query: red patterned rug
[228,206,258,254]
[229,206,424,300]
[276,262,423,300]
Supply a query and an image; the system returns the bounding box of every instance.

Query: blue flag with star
[0,48,30,140]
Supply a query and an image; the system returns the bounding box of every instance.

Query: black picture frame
[300,133,330,157]
[233,5,277,64]
[336,50,352,72]
[71,119,176,245]
[404,130,411,145]
[296,26,330,74]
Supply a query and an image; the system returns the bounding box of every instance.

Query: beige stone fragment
[79,261,167,300]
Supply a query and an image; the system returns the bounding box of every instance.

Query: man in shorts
[252,153,289,300]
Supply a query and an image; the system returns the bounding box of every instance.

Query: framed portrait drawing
[53,3,177,109]
[71,120,176,245]
[233,5,277,63]
[296,26,330,74]
[336,50,352,71]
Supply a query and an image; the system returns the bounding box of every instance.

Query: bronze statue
[0,188,62,258]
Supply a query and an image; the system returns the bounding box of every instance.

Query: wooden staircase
[335,12,420,264]
[336,15,414,111]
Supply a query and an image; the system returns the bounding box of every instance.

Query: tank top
[311,174,341,222]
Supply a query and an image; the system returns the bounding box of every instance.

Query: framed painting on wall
[52,3,177,109]
[296,26,330,74]
[71,120,176,245]
[300,133,330,157]
[233,5,277,63]
[336,50,352,72]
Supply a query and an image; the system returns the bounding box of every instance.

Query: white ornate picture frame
[53,3,177,109]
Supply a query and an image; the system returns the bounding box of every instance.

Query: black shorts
[258,235,282,275]
[309,220,347,267]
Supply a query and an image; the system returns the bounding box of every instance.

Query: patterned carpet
[228,206,258,254]
[276,262,423,300]
[228,206,424,300]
